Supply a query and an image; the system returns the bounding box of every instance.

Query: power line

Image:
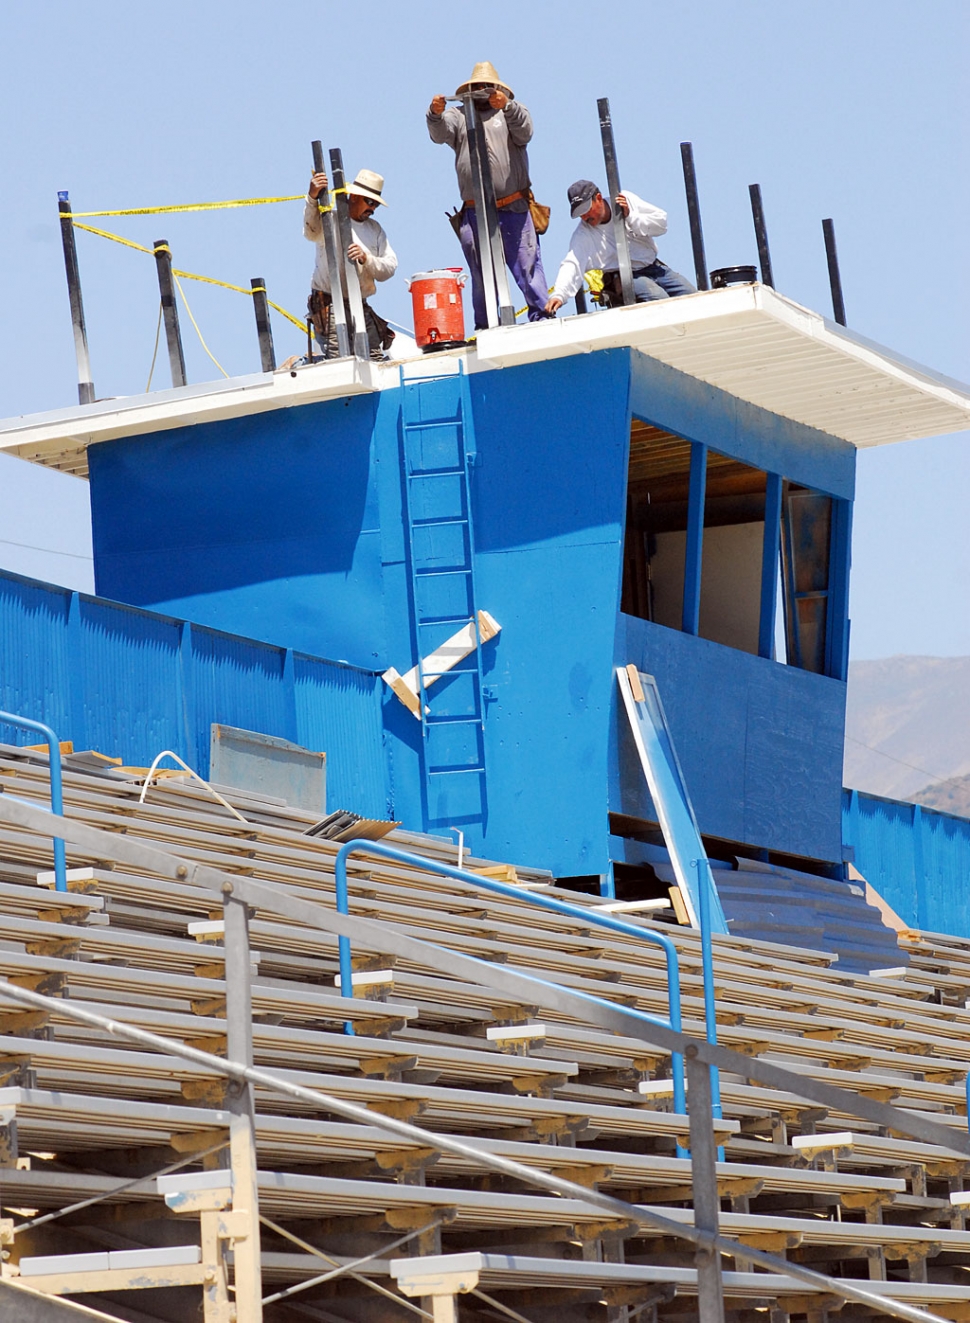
[0,537,92,562]
[844,734,954,786]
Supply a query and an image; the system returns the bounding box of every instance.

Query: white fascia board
[475,285,970,448]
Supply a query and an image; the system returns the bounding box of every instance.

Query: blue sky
[0,0,966,656]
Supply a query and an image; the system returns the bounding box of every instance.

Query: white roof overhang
[0,285,966,476]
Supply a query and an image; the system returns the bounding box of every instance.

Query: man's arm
[619,190,668,239]
[546,231,590,310]
[358,229,398,284]
[502,99,533,147]
[427,98,459,146]
[303,172,328,242]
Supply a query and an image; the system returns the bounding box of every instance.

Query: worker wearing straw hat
[304,168,398,359]
[428,62,551,330]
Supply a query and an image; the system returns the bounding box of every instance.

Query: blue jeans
[630,261,696,301]
[459,207,551,329]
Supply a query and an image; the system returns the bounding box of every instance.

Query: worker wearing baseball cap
[545,180,695,314]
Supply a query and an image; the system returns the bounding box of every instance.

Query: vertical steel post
[686,1045,726,1322]
[574,288,588,315]
[822,218,847,326]
[597,98,635,305]
[682,442,707,635]
[679,144,710,292]
[748,183,774,288]
[223,888,263,1323]
[250,277,276,372]
[329,148,371,360]
[153,239,187,387]
[468,98,513,325]
[759,472,783,660]
[461,97,500,329]
[693,858,722,1123]
[57,193,96,404]
[310,141,351,358]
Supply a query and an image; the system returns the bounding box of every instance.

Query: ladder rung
[428,765,486,777]
[417,615,478,628]
[412,516,467,529]
[414,567,472,579]
[402,418,462,431]
[424,715,483,727]
[407,467,466,479]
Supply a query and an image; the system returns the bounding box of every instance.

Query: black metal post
[597,98,635,305]
[311,140,350,358]
[153,238,186,388]
[686,1045,726,1322]
[679,143,710,292]
[250,278,276,372]
[57,193,95,404]
[329,148,370,360]
[748,183,774,288]
[465,98,516,327]
[574,288,588,315]
[822,218,846,326]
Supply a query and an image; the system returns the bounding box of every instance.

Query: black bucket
[710,265,758,289]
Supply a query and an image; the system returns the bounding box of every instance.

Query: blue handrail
[0,711,67,892]
[333,839,686,1115]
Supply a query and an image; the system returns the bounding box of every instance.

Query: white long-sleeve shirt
[303,197,397,300]
[551,191,668,302]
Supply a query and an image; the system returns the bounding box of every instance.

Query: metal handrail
[333,839,686,1115]
[0,710,67,891]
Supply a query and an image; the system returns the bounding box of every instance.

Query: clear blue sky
[0,0,966,655]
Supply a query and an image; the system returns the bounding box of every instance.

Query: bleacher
[1,741,969,1321]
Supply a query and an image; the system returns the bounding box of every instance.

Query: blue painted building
[3,284,969,889]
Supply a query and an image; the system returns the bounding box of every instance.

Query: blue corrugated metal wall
[842,788,970,936]
[0,570,388,818]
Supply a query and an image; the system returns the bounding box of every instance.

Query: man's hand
[544,295,564,315]
[615,193,630,217]
[430,94,446,115]
[309,171,328,199]
[489,89,508,110]
[346,242,367,266]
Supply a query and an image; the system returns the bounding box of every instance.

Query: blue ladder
[399,364,488,828]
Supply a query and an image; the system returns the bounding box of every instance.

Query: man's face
[349,193,380,222]
[579,192,608,227]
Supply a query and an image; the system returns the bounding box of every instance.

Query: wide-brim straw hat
[455,61,514,101]
[347,169,387,207]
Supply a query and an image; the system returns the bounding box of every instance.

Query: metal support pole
[461,98,499,329]
[693,857,722,1122]
[223,892,263,1323]
[574,288,588,315]
[679,144,710,292]
[758,472,783,660]
[0,711,67,891]
[310,141,350,358]
[153,239,187,387]
[329,148,370,360]
[822,218,847,326]
[748,183,774,288]
[597,98,635,305]
[250,277,276,372]
[463,98,515,326]
[57,193,95,404]
[682,442,706,635]
[686,1045,726,1323]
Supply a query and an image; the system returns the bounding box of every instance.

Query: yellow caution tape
[172,275,229,378]
[72,222,308,334]
[70,195,305,218]
[585,268,605,294]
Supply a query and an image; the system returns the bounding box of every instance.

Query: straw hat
[454,61,514,100]
[347,169,387,207]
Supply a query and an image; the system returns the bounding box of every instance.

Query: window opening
[780,483,833,675]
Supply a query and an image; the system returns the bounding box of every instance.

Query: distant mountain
[844,656,970,803]
[911,772,970,819]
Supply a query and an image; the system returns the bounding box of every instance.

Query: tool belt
[598,263,666,306]
[307,289,395,352]
[462,188,527,210]
[457,187,550,236]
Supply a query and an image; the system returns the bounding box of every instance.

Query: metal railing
[0,790,965,1323]
[0,711,67,891]
[333,838,686,1113]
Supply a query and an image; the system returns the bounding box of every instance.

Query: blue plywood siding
[843,789,970,937]
[0,570,388,818]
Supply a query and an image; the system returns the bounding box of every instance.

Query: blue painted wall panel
[89,396,387,666]
[614,615,846,861]
[0,569,388,819]
[843,790,970,937]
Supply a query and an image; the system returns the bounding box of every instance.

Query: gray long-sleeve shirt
[427,101,533,212]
